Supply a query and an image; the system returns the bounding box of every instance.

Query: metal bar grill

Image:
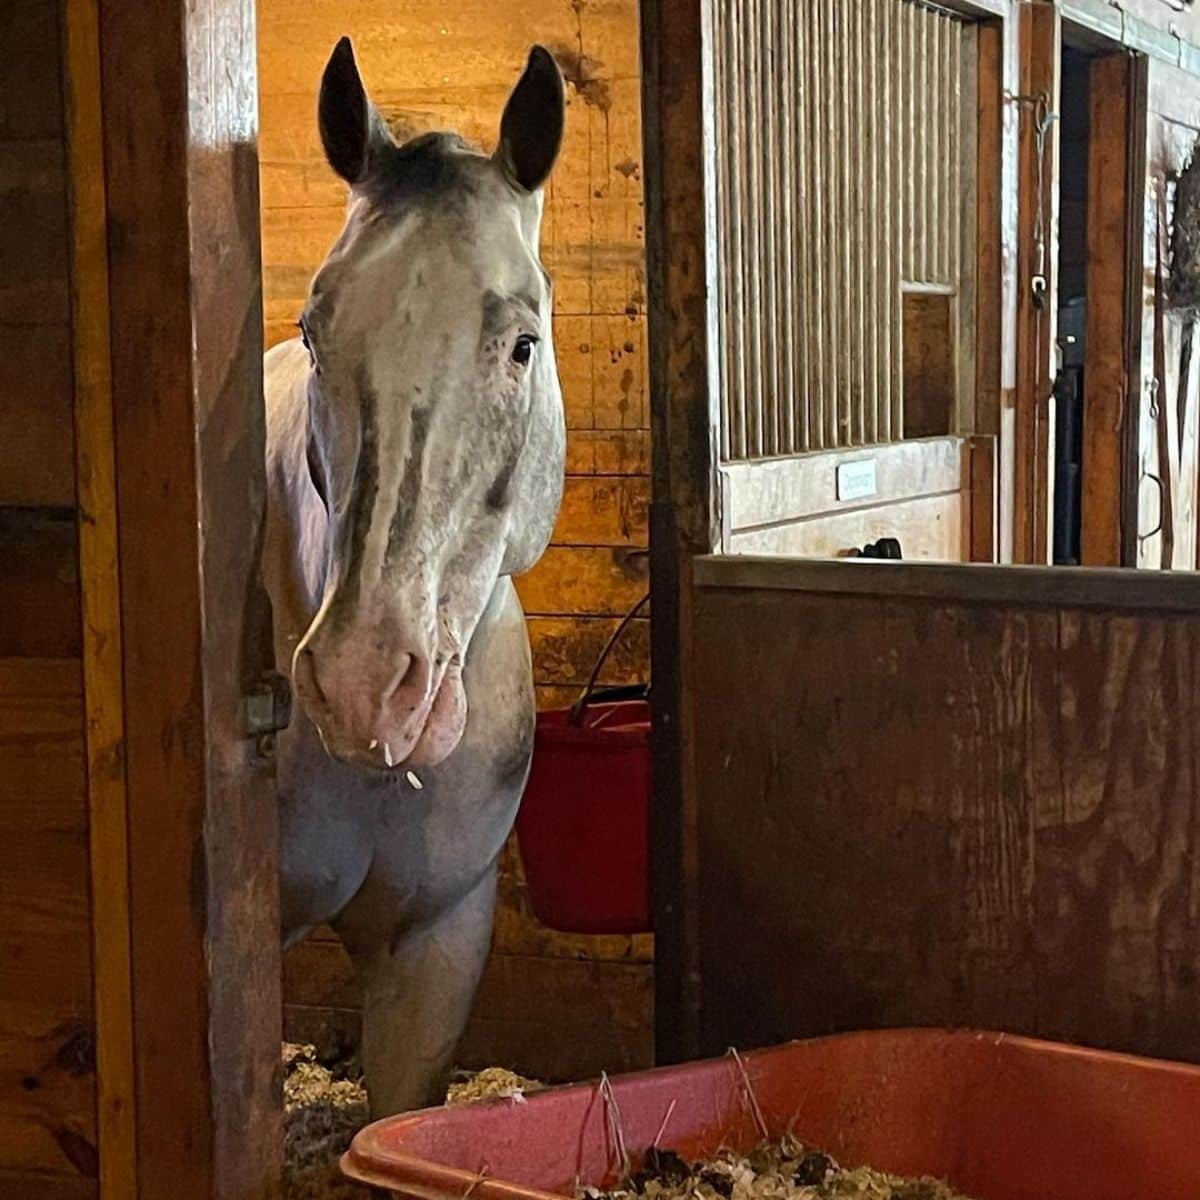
[713,0,975,461]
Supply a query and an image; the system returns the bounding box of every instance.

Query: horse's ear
[318,37,393,185]
[497,46,565,192]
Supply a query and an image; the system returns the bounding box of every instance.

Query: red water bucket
[515,596,651,935]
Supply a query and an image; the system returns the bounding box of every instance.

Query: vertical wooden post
[1013,1,1060,564]
[1081,53,1134,566]
[641,0,721,1063]
[90,1,281,1196]
[63,2,137,1195]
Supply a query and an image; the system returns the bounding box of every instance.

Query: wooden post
[1013,1,1060,564]
[640,0,721,1063]
[1081,53,1135,567]
[83,1,281,1196]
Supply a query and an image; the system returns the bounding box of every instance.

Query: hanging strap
[569,592,650,726]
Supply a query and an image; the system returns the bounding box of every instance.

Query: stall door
[710,0,990,563]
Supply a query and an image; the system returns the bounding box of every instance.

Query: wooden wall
[0,2,96,1195]
[259,0,654,1081]
[689,556,1200,1064]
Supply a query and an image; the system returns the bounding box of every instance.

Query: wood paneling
[0,325,75,508]
[0,659,94,1191]
[713,0,978,460]
[1,2,66,142]
[283,936,653,1084]
[0,3,76,511]
[0,6,95,1196]
[0,512,80,658]
[691,560,1200,1063]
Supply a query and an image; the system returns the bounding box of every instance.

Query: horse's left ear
[497,46,565,192]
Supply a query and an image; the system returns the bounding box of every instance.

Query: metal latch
[241,670,293,756]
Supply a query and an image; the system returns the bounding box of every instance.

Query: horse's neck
[263,338,328,676]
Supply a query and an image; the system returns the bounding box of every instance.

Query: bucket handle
[569,592,650,726]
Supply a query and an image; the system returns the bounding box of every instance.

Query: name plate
[836,458,878,502]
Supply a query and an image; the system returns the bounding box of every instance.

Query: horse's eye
[511,334,537,366]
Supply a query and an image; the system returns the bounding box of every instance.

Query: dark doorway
[1053,45,1092,565]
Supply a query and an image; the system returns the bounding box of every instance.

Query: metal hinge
[241,671,292,757]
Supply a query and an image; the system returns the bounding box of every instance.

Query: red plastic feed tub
[342,1029,1200,1200]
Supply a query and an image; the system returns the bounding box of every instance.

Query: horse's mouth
[312,657,467,774]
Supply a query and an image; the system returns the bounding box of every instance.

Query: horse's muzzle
[292,637,467,771]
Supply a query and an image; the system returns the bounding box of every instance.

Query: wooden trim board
[62,1,137,1195]
[694,553,1200,611]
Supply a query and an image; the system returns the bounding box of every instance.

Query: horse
[262,37,566,1116]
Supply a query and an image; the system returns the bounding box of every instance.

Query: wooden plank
[1081,53,1132,567]
[526,616,650,687]
[565,430,650,477]
[691,586,1200,1062]
[729,492,967,562]
[0,511,80,657]
[975,18,1004,440]
[694,551,1200,612]
[0,139,70,326]
[0,658,95,1186]
[97,0,281,1194]
[0,324,76,507]
[724,437,967,532]
[515,545,649,617]
[955,23,979,436]
[283,939,654,1084]
[1013,2,1060,563]
[62,0,138,1193]
[0,1171,95,1200]
[551,477,650,546]
[0,1,66,141]
[969,435,998,563]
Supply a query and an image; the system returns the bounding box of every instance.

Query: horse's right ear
[318,37,393,186]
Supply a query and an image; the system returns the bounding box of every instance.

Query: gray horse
[262,38,565,1116]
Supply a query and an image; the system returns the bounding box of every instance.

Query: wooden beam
[1081,53,1133,566]
[641,0,720,1064]
[692,553,1200,611]
[93,1,280,1196]
[975,18,1004,444]
[62,3,136,1195]
[1013,1,1060,564]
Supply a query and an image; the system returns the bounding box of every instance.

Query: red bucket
[515,597,651,935]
